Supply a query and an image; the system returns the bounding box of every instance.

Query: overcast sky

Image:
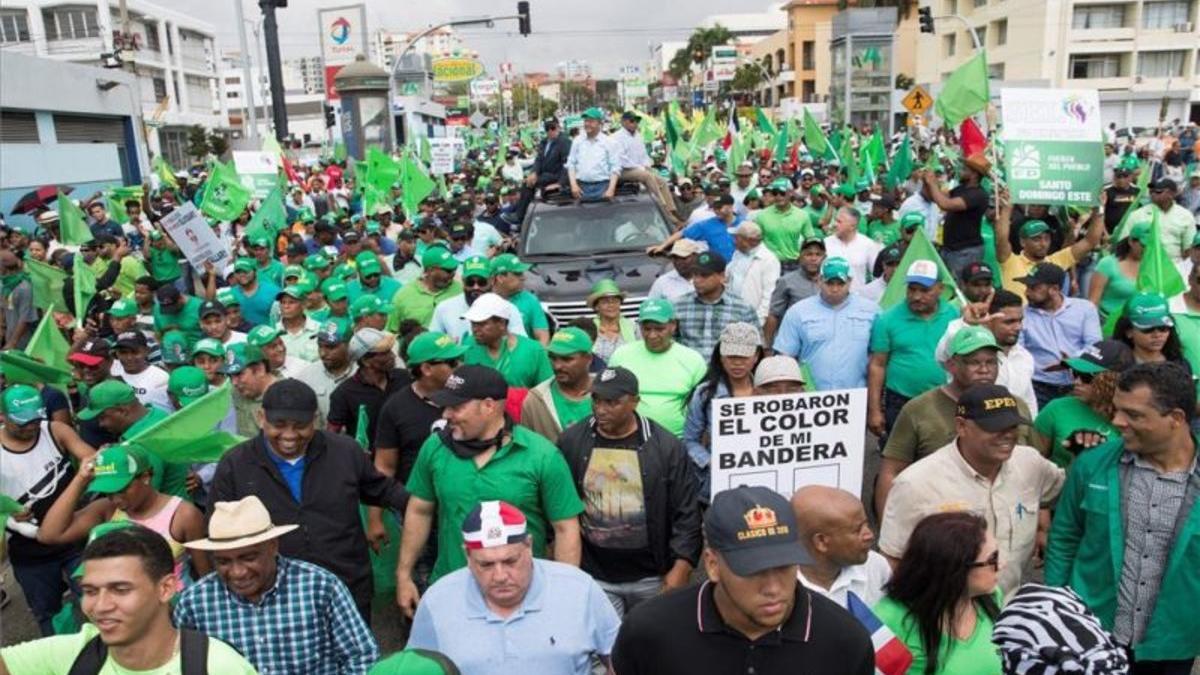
[155,0,774,77]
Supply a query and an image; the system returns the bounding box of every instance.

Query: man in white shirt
[726,221,780,324]
[823,206,881,292]
[111,331,171,412]
[792,486,891,609]
[898,180,942,244]
[648,240,701,300]
[613,112,678,218]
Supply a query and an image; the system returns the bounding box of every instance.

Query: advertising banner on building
[1001,88,1104,206]
[318,4,368,101]
[711,389,867,500]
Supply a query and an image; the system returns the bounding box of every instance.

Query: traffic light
[918,7,935,33]
[517,1,531,36]
[324,104,335,128]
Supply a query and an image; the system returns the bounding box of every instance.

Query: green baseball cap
[321,278,349,302]
[76,380,137,421]
[489,253,531,275]
[1126,292,1174,330]
[547,326,594,356]
[365,220,382,235]
[406,331,467,365]
[581,106,604,121]
[277,285,306,302]
[233,257,257,273]
[587,278,624,306]
[351,295,387,319]
[334,262,357,281]
[1019,220,1051,238]
[108,298,139,319]
[899,212,925,231]
[356,252,383,277]
[809,184,826,196]
[421,246,459,271]
[1128,221,1152,244]
[367,649,462,675]
[160,330,190,366]
[224,343,265,375]
[247,325,284,347]
[638,298,675,324]
[88,443,150,494]
[854,178,871,192]
[834,183,857,198]
[316,319,352,346]
[168,366,210,407]
[283,264,305,282]
[820,256,852,282]
[462,255,491,280]
[2,385,46,425]
[215,287,239,307]
[247,234,272,249]
[768,179,792,193]
[191,337,226,358]
[948,325,1000,356]
[304,253,332,271]
[298,208,315,223]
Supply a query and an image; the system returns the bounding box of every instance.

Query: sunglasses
[968,550,1000,572]
[463,278,489,288]
[1071,370,1095,384]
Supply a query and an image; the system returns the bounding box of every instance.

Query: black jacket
[531,136,572,187]
[209,430,408,609]
[557,414,702,577]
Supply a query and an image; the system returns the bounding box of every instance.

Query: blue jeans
[577,181,610,200]
[596,576,662,618]
[11,551,82,636]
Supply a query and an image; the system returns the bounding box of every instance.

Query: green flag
[0,350,73,389]
[802,108,828,157]
[153,156,178,188]
[862,128,886,173]
[72,253,96,325]
[104,186,143,225]
[879,227,962,310]
[934,51,990,127]
[25,312,71,374]
[755,107,777,136]
[126,383,246,464]
[885,135,914,190]
[420,135,432,165]
[366,147,401,193]
[261,134,284,159]
[0,493,24,533]
[772,120,790,162]
[400,156,436,219]
[245,185,288,242]
[691,107,723,151]
[1137,208,1186,298]
[25,258,67,312]
[355,404,370,450]
[200,161,251,221]
[56,192,93,246]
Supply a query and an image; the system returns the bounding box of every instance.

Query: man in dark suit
[514,119,573,223]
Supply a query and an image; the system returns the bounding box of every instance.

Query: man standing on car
[567,107,620,202]
[613,111,681,221]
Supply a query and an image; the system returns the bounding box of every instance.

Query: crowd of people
[0,108,1198,675]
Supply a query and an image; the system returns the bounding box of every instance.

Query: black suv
[517,184,671,328]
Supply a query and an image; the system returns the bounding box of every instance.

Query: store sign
[432,57,485,82]
[317,5,367,101]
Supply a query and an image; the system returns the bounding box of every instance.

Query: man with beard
[328,328,411,458]
[763,237,826,347]
[395,365,584,618]
[388,246,462,330]
[1019,263,1102,409]
[429,256,526,342]
[294,320,357,428]
[522,327,595,443]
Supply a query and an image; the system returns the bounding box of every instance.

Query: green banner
[1001,88,1104,206]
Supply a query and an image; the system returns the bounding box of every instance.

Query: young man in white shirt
[823,206,881,292]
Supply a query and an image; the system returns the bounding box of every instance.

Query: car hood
[524,253,667,301]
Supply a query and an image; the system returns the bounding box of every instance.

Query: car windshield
[523,202,671,255]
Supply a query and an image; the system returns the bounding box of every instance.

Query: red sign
[445,115,469,127]
[324,65,342,101]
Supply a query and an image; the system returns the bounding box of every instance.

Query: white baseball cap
[462,292,512,323]
[906,260,940,288]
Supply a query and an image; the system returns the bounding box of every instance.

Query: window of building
[1069,53,1123,78]
[0,111,39,143]
[42,6,100,40]
[802,41,815,70]
[988,62,1005,79]
[0,9,30,43]
[945,0,958,14]
[973,0,987,8]
[1072,5,1126,29]
[144,21,160,51]
[944,33,956,57]
[974,26,987,47]
[1137,50,1186,77]
[152,76,167,101]
[1142,1,1190,29]
[994,19,1008,45]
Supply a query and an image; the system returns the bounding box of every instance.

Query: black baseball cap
[286,242,308,258]
[620,110,639,122]
[871,194,896,210]
[956,384,1031,431]
[448,223,472,239]
[261,379,319,425]
[800,236,825,251]
[1015,262,1066,288]
[342,230,362,243]
[1062,339,1134,375]
[960,261,994,283]
[155,285,182,310]
[693,251,728,275]
[113,331,148,350]
[591,367,639,400]
[1149,178,1177,192]
[704,485,812,576]
[713,195,735,208]
[199,300,225,318]
[877,244,902,265]
[430,365,509,407]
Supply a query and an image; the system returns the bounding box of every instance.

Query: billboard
[432,57,485,82]
[317,5,368,101]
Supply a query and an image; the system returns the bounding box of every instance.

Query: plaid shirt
[174,555,378,675]
[673,290,760,358]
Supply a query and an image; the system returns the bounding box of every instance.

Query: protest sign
[160,202,231,271]
[232,150,281,198]
[711,389,867,500]
[1001,88,1104,206]
[428,138,459,175]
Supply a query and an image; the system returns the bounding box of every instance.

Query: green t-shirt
[753,205,814,262]
[0,623,258,675]
[121,406,189,499]
[387,279,463,331]
[1171,305,1200,398]
[550,382,593,430]
[507,289,549,335]
[113,257,148,298]
[1094,254,1137,320]
[405,425,585,581]
[869,300,960,398]
[801,204,828,230]
[1033,395,1117,469]
[152,296,204,344]
[867,219,901,247]
[463,334,553,388]
[258,259,285,287]
[347,276,402,306]
[873,591,1004,675]
[147,246,182,282]
[608,341,707,436]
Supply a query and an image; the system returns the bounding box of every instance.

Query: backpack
[67,628,208,675]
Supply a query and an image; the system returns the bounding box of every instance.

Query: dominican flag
[722,106,740,151]
[847,591,913,675]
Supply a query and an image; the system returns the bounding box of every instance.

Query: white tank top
[1,421,77,560]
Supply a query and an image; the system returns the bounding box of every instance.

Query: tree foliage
[669,24,734,84]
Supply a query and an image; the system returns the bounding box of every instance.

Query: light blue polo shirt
[1022,296,1102,386]
[774,293,879,390]
[407,559,619,675]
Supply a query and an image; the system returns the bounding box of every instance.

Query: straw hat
[183,496,298,551]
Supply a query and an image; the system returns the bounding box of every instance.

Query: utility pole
[259,0,288,143]
[234,0,258,140]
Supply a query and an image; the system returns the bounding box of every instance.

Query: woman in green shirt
[874,512,1003,675]
[1088,224,1147,324]
[1032,339,1131,468]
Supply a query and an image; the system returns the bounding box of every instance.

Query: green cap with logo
[168,366,210,407]
[316,319,351,346]
[224,343,265,375]
[547,326,594,356]
[366,649,462,675]
[108,298,139,319]
[421,246,459,271]
[160,330,190,366]
[489,253,531,276]
[1128,221,1152,244]
[581,106,604,121]
[638,297,675,324]
[899,212,925,231]
[2,385,46,425]
[356,252,383,277]
[334,262,357,281]
[321,278,349,302]
[1126,291,1174,330]
[233,257,257,273]
[820,256,852,282]
[304,252,332,271]
[351,295,387,319]
[76,380,137,421]
[1019,220,1051,238]
[215,287,239,307]
[191,337,227,358]
[462,255,491,280]
[88,442,151,494]
[283,264,305,282]
[364,220,382,234]
[246,325,283,348]
[276,285,306,302]
[406,331,467,365]
[768,179,792,193]
[948,325,1000,356]
[247,234,272,249]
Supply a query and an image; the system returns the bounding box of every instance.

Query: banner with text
[160,203,230,271]
[711,389,867,500]
[318,4,368,101]
[1001,88,1103,206]
[428,138,463,175]
[232,150,280,199]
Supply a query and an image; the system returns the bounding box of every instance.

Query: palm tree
[669,24,735,85]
